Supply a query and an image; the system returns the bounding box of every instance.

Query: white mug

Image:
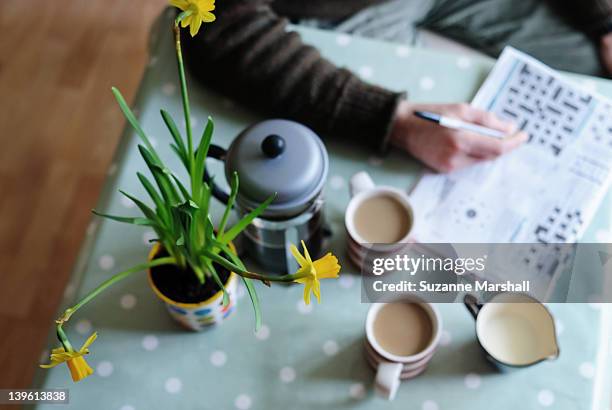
[365,300,442,400]
[345,171,415,267]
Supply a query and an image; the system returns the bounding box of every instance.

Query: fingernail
[505,131,525,141]
[517,131,528,141]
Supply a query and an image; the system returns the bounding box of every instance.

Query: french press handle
[204,144,231,204]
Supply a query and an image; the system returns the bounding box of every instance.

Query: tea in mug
[373,302,433,357]
[353,194,412,243]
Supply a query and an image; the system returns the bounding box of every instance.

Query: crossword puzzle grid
[489,62,595,157]
[517,206,583,278]
[533,206,583,244]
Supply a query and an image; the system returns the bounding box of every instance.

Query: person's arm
[602,32,612,74]
[182,0,402,152]
[556,0,612,38]
[390,101,526,172]
[554,0,612,74]
[182,0,526,172]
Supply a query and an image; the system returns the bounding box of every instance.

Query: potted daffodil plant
[41,0,341,383]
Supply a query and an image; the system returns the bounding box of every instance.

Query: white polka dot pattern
[255,325,270,340]
[279,366,296,383]
[120,294,137,310]
[96,361,114,377]
[165,377,182,394]
[419,76,435,90]
[422,400,439,410]
[210,350,227,367]
[99,255,115,270]
[323,340,339,356]
[336,34,352,46]
[142,335,159,351]
[234,394,252,410]
[349,383,366,399]
[537,389,555,407]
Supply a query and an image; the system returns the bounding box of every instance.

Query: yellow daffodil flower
[40,332,97,382]
[291,241,341,305]
[170,0,216,37]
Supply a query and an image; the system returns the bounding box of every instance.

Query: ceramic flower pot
[147,243,238,331]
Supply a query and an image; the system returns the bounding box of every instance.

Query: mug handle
[349,171,375,198]
[375,362,402,400]
[463,294,482,320]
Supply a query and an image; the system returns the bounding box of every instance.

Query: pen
[414,110,506,139]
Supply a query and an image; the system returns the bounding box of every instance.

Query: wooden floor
[0,0,167,391]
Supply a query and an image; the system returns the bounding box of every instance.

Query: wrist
[597,18,612,40]
[390,100,415,150]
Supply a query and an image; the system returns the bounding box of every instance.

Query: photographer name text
[371,280,531,293]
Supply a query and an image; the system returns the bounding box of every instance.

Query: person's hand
[390,101,528,172]
[600,32,612,75]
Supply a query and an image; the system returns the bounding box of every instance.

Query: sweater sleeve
[556,0,612,37]
[181,0,404,152]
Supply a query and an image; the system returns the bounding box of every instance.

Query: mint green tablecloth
[33,9,612,410]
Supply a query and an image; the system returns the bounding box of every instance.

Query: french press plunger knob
[261,134,286,158]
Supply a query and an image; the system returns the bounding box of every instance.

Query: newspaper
[410,46,612,245]
[408,47,612,296]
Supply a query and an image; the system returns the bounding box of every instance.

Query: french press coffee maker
[206,119,330,274]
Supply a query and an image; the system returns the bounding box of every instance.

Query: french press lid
[224,119,329,217]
